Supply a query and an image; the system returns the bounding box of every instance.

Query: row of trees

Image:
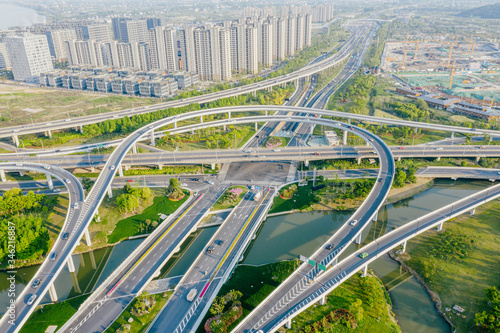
[116,184,153,213]
[393,165,418,188]
[392,102,430,121]
[0,188,46,217]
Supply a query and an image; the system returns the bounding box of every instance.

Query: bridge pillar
[396,157,401,162]
[118,164,124,177]
[347,118,351,124]
[304,160,309,167]
[200,115,203,123]
[89,250,97,269]
[402,240,407,253]
[223,124,226,131]
[79,125,83,133]
[124,165,130,171]
[84,227,92,246]
[70,271,81,293]
[355,233,362,244]
[0,170,5,182]
[211,163,216,170]
[319,295,326,305]
[295,79,299,86]
[107,185,113,198]
[286,317,292,329]
[45,130,52,138]
[265,110,268,116]
[470,208,475,215]
[252,91,256,97]
[366,141,370,147]
[437,222,443,232]
[90,166,95,173]
[451,132,455,140]
[362,265,368,277]
[372,210,378,221]
[158,164,163,170]
[46,173,54,190]
[67,255,76,273]
[476,156,480,162]
[268,87,271,92]
[357,157,362,165]
[150,130,155,146]
[132,143,137,154]
[228,111,231,119]
[436,156,441,162]
[12,135,19,147]
[49,283,58,303]
[19,171,25,177]
[331,257,338,266]
[174,121,177,129]
[343,130,348,145]
[414,127,418,134]
[255,122,258,131]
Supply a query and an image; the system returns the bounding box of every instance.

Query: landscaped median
[211,186,248,211]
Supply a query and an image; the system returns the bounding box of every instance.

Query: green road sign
[99,144,103,148]
[308,259,316,266]
[318,264,326,271]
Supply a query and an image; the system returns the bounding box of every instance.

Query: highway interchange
[0,17,499,333]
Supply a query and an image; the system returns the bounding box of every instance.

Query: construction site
[381,34,500,105]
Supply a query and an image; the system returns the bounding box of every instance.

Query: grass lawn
[288,274,400,333]
[380,129,458,146]
[19,295,89,333]
[211,185,248,211]
[269,182,319,214]
[107,190,190,244]
[196,261,300,333]
[403,199,500,332]
[105,292,173,333]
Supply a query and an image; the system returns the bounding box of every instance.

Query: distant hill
[456,3,500,19]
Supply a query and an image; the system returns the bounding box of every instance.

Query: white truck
[187,288,198,302]
[253,191,262,202]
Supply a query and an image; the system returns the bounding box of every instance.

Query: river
[0,179,489,331]
[0,4,46,30]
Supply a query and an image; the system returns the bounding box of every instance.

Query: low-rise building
[450,102,500,121]
[418,94,460,109]
[395,86,421,97]
[324,131,340,146]
[94,75,113,93]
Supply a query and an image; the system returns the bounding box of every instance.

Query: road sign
[318,264,326,271]
[308,259,316,266]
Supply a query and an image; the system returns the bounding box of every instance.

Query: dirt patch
[387,178,434,203]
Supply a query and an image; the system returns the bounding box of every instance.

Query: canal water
[0,4,45,29]
[0,179,490,331]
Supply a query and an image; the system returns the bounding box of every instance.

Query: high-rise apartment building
[271,17,286,62]
[6,33,53,81]
[119,20,148,43]
[147,26,177,72]
[178,27,196,73]
[245,26,258,75]
[219,28,232,81]
[146,18,164,30]
[45,29,77,59]
[295,14,305,52]
[0,42,12,69]
[260,21,273,67]
[286,16,297,56]
[82,24,113,42]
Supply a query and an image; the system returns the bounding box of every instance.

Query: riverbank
[399,198,500,332]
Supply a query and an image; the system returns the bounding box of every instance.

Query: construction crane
[468,35,473,51]
[447,44,455,67]
[402,47,407,69]
[470,42,476,59]
[449,61,456,89]
[414,41,420,60]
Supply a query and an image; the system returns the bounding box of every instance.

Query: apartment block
[6,33,53,81]
[46,29,77,59]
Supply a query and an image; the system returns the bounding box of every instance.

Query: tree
[348,298,364,322]
[394,168,407,188]
[209,296,225,316]
[414,98,428,110]
[474,285,500,332]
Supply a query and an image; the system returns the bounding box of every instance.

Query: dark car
[50,252,57,260]
[217,239,224,246]
[62,232,69,240]
[32,278,41,289]
[206,246,214,254]
[378,178,383,182]
[326,244,333,250]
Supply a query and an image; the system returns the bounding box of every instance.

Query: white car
[110,165,115,170]
[181,183,187,187]
[273,149,281,152]
[27,294,37,306]
[65,118,71,122]
[349,220,358,226]
[44,165,51,170]
[15,162,23,166]
[435,147,443,150]
[65,179,71,184]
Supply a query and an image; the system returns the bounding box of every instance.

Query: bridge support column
[362,265,368,277]
[49,283,58,303]
[355,233,362,244]
[79,125,83,133]
[252,91,256,97]
[366,140,370,147]
[255,122,258,131]
[476,156,480,162]
[228,111,231,119]
[470,208,475,215]
[372,210,378,221]
[12,135,19,147]
[124,165,130,171]
[304,160,309,167]
[357,157,362,165]
[211,163,216,170]
[118,164,124,177]
[414,127,418,134]
[319,295,326,305]
[331,257,338,266]
[46,173,53,189]
[437,222,443,232]
[45,130,52,138]
[89,250,97,269]
[67,255,76,273]
[268,87,271,92]
[150,130,155,146]
[436,156,441,162]
[19,171,25,177]
[343,130,348,145]
[402,240,407,253]
[70,271,81,293]
[295,79,299,86]
[265,110,268,116]
[286,317,292,329]
[132,144,137,154]
[200,115,203,123]
[84,228,92,246]
[174,121,177,129]
[107,185,113,198]
[396,157,401,162]
[451,132,455,140]
[90,166,95,172]
[158,164,163,170]
[0,170,5,182]
[223,124,226,131]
